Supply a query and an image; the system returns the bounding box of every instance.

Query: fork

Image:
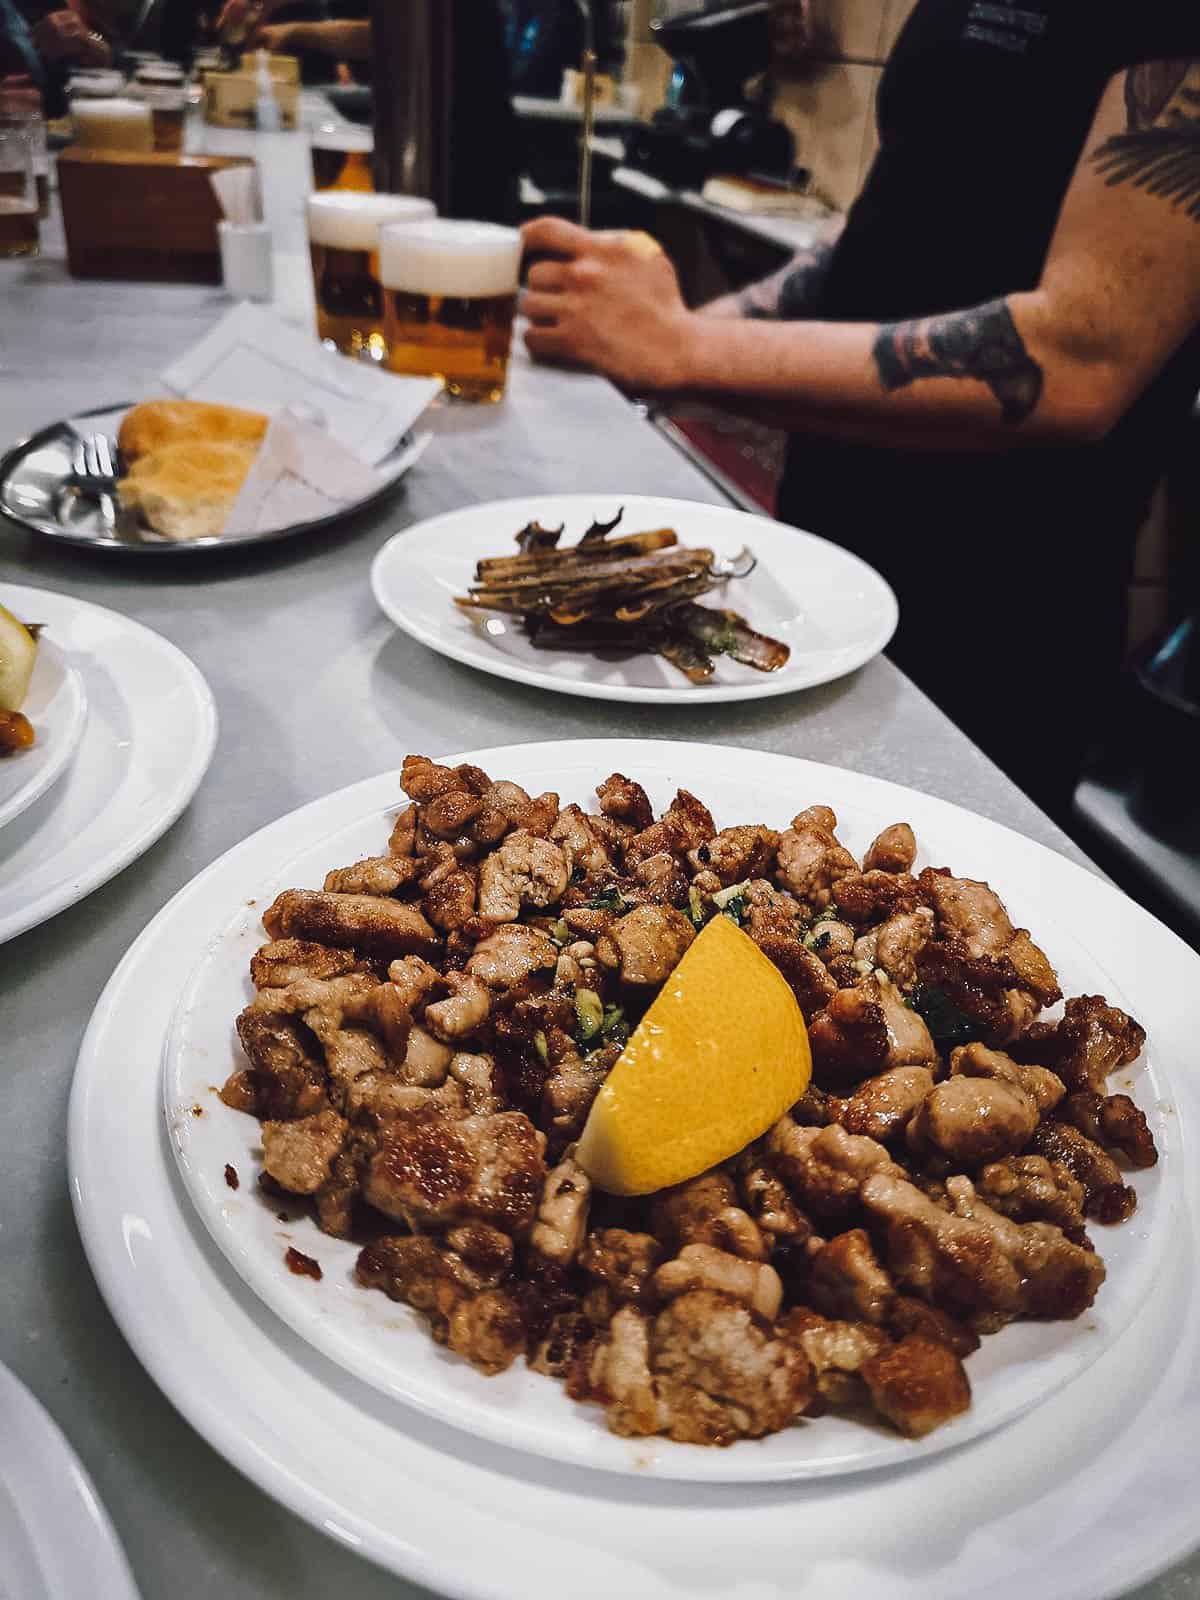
[72,433,137,540]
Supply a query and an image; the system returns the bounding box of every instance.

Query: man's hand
[520,216,697,392]
[31,9,108,63]
[252,21,294,50]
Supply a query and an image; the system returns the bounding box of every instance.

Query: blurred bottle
[0,89,49,218]
[371,0,517,222]
[255,49,281,130]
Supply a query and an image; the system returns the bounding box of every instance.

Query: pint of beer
[146,88,186,153]
[311,122,374,193]
[0,126,38,259]
[306,191,436,361]
[72,98,154,152]
[379,219,522,402]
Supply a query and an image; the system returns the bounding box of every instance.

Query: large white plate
[70,744,1200,1600]
[0,585,217,945]
[371,495,898,703]
[0,1362,141,1600]
[162,750,1170,1485]
[0,634,87,831]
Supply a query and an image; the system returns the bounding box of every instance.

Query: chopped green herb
[574,989,604,1042]
[533,1030,549,1065]
[908,984,978,1047]
[549,918,570,946]
[686,883,706,929]
[569,865,586,886]
[586,885,628,913]
[601,1002,629,1046]
[711,879,751,925]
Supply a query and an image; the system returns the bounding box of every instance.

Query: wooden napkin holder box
[57,147,256,283]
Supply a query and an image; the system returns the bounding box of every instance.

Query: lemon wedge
[0,604,37,712]
[576,914,811,1196]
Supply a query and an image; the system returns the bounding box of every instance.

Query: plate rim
[68,740,1200,1600]
[159,759,1173,1485]
[0,402,415,556]
[0,634,88,832]
[0,582,218,945]
[370,493,899,704]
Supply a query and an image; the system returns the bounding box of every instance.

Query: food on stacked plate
[219,757,1157,1446]
[0,604,40,754]
[116,400,268,540]
[456,510,790,683]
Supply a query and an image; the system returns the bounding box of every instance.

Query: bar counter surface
[0,119,1186,1600]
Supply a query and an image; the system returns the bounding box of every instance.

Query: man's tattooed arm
[1093,59,1200,222]
[703,239,837,320]
[873,298,1044,425]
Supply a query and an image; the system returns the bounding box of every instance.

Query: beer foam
[311,122,373,154]
[72,97,152,124]
[378,220,521,298]
[307,191,435,251]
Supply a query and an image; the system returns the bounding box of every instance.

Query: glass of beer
[0,127,38,259]
[146,87,187,153]
[310,122,374,193]
[71,97,155,152]
[306,191,435,361]
[0,89,49,217]
[379,219,522,402]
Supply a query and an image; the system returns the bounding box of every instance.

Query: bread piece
[118,440,258,539]
[118,399,269,462]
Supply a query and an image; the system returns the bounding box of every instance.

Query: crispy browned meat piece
[249,938,371,990]
[920,869,1061,1010]
[948,1041,1066,1114]
[623,789,716,868]
[260,1107,348,1194]
[419,788,483,840]
[1028,1121,1137,1223]
[419,852,479,932]
[862,1172,1106,1322]
[807,986,890,1087]
[550,804,612,877]
[854,907,934,992]
[1011,995,1146,1094]
[1060,1090,1158,1169]
[477,830,569,922]
[863,823,917,874]
[885,1296,980,1358]
[915,937,1042,1046]
[776,809,859,910]
[652,1244,783,1321]
[364,1110,546,1232]
[388,804,418,857]
[465,921,559,989]
[580,1228,664,1323]
[541,1046,613,1152]
[603,904,695,985]
[908,1076,1039,1166]
[834,1065,935,1144]
[423,971,491,1043]
[782,1306,891,1408]
[832,871,926,927]
[227,1009,327,1120]
[263,890,439,961]
[313,1126,376,1237]
[323,855,419,896]
[651,1170,767,1260]
[629,850,690,906]
[530,1155,591,1265]
[688,825,781,886]
[861,1334,972,1438]
[596,772,654,832]
[529,1310,597,1378]
[356,1233,524,1375]
[976,1156,1088,1240]
[767,1120,906,1219]
[734,1150,814,1245]
[746,913,837,1021]
[805,1229,895,1324]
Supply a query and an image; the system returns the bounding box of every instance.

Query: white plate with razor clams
[371,495,899,703]
[69,743,1200,1600]
[161,743,1170,1489]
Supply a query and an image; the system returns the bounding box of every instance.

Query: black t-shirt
[775,0,1200,809]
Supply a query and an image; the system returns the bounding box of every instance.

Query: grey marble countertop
[0,116,1187,1600]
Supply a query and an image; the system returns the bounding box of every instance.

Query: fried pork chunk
[219,755,1158,1451]
[364,1111,546,1232]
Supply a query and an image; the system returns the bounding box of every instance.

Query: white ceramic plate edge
[370,495,899,705]
[0,636,88,832]
[0,585,219,945]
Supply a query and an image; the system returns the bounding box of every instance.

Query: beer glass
[146,88,187,153]
[0,90,48,217]
[0,126,38,259]
[380,219,522,401]
[310,122,374,193]
[306,191,435,361]
[71,97,154,152]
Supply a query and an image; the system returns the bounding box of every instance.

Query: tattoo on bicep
[736,242,834,321]
[873,298,1044,425]
[1094,59,1200,222]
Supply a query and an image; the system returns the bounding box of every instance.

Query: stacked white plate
[0,584,217,945]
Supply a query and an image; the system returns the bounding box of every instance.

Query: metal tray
[0,403,420,555]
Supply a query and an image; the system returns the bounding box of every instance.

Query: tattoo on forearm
[736,242,834,321]
[1094,59,1200,222]
[873,298,1044,424]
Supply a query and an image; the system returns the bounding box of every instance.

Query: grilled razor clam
[474,527,678,583]
[665,603,791,673]
[458,546,719,615]
[262,890,438,960]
